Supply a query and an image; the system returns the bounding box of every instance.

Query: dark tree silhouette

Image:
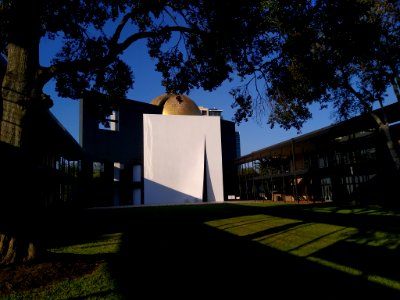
[230,0,400,169]
[0,0,266,264]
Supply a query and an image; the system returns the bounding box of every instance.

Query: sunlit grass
[347,230,400,250]
[367,274,400,290]
[307,256,363,276]
[205,208,400,291]
[7,263,120,300]
[206,215,358,256]
[303,205,400,217]
[7,233,124,300]
[5,201,400,298]
[206,214,301,236]
[49,233,123,255]
[256,223,358,257]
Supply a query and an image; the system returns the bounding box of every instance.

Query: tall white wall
[143,115,224,205]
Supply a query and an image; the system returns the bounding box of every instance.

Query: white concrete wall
[143,115,224,205]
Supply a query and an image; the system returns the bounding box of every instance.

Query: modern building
[6,44,397,208]
[25,110,84,207]
[0,56,84,208]
[199,106,224,117]
[235,103,400,206]
[235,131,241,158]
[79,92,237,207]
[199,105,241,159]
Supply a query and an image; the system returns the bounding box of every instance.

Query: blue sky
[41,37,395,156]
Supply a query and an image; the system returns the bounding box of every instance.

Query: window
[114,162,123,182]
[93,162,105,178]
[133,165,141,182]
[318,155,329,168]
[98,109,119,131]
[321,177,332,201]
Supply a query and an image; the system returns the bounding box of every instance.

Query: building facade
[79,92,237,207]
[235,103,400,206]
[0,56,84,208]
[235,131,241,158]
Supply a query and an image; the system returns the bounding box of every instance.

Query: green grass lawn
[4,201,400,299]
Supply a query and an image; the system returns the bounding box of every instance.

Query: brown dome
[150,93,201,116]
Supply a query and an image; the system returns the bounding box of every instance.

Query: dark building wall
[235,103,400,205]
[80,96,161,163]
[221,119,238,199]
[80,95,239,205]
[235,131,241,158]
[1,108,84,208]
[80,95,162,206]
[1,55,84,208]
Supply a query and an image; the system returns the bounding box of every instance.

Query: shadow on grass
[98,203,400,299]
[25,203,400,299]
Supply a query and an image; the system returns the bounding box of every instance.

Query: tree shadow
[105,203,400,299]
[10,203,400,298]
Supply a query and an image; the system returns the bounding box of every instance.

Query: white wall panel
[204,121,224,202]
[143,115,224,205]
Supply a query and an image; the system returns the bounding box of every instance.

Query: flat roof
[235,102,400,164]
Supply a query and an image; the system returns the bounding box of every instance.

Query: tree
[230,0,400,170]
[2,0,399,265]
[0,0,267,264]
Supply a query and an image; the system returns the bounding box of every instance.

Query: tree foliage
[0,0,267,264]
[1,0,400,265]
[1,0,265,104]
[230,0,400,130]
[227,0,400,170]
[2,1,397,139]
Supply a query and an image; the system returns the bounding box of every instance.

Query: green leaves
[250,0,400,130]
[3,0,398,132]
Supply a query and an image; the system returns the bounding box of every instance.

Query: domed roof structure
[150,93,201,116]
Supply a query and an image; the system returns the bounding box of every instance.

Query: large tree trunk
[371,98,400,171]
[0,235,37,265]
[0,143,42,265]
[370,112,400,170]
[0,44,39,265]
[0,2,44,265]
[348,83,400,172]
[0,44,31,147]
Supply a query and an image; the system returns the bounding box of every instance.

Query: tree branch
[343,80,373,111]
[109,11,134,47]
[116,25,193,54]
[42,25,196,83]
